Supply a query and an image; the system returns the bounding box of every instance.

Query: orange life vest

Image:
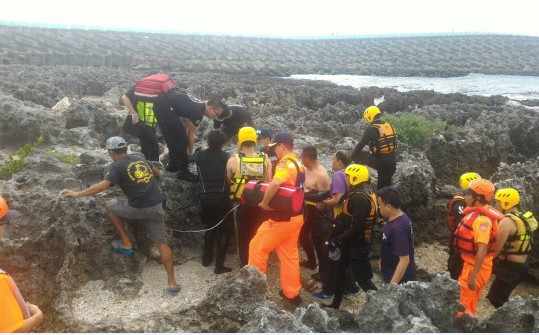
[370,122,398,154]
[339,188,377,241]
[447,195,466,232]
[454,205,503,255]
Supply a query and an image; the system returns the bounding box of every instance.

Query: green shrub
[384,114,454,148]
[0,135,45,180]
[59,154,79,165]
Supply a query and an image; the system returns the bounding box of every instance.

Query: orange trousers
[458,260,492,316]
[248,213,304,299]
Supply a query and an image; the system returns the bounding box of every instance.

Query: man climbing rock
[60,136,180,295]
[351,106,398,190]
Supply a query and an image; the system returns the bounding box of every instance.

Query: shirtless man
[299,145,331,271]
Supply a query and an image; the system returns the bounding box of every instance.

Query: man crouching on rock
[60,136,181,295]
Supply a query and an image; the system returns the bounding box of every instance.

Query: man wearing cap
[248,132,306,305]
[256,128,278,176]
[213,104,253,140]
[153,92,228,182]
[0,196,44,332]
[60,136,181,295]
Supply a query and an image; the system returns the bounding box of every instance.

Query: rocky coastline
[0,27,538,332]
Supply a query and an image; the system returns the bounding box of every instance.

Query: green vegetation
[384,114,455,148]
[59,154,79,165]
[0,135,45,180]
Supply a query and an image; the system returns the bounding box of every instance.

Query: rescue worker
[351,106,398,190]
[322,164,378,309]
[447,172,481,279]
[226,127,272,266]
[256,128,278,175]
[153,92,228,182]
[0,197,44,333]
[60,136,181,294]
[454,179,503,316]
[195,130,232,274]
[213,104,253,140]
[122,82,160,162]
[299,145,330,271]
[248,132,305,305]
[487,188,537,308]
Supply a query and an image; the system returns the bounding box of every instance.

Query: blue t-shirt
[380,212,417,284]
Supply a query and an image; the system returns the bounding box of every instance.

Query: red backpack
[134,74,176,100]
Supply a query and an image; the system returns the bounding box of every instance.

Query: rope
[165,203,240,233]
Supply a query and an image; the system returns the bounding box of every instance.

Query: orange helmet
[0,196,7,220]
[467,179,495,201]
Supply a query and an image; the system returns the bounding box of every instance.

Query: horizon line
[1,21,538,40]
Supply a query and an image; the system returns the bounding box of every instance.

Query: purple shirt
[328,169,348,220]
[380,212,416,284]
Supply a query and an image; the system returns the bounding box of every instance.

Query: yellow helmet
[363,106,381,123]
[459,172,481,189]
[494,188,520,210]
[344,164,369,186]
[237,127,257,147]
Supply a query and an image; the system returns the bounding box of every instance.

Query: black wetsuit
[153,91,205,171]
[351,119,397,190]
[195,147,231,270]
[328,184,378,309]
[213,105,253,139]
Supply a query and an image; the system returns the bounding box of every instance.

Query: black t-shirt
[104,155,163,208]
[156,91,206,126]
[213,105,252,138]
[195,148,229,194]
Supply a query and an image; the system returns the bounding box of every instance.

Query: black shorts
[487,259,528,308]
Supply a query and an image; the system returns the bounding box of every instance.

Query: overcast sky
[1,0,538,37]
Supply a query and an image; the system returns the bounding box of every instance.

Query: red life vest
[447,195,465,232]
[454,205,503,255]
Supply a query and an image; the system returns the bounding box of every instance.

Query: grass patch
[0,135,45,180]
[384,114,455,148]
[59,154,79,165]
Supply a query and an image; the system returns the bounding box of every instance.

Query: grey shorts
[106,199,166,244]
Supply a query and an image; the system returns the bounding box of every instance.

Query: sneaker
[312,291,334,299]
[177,169,199,182]
[279,289,302,305]
[300,260,317,270]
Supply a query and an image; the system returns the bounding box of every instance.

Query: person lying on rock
[0,196,44,332]
[59,136,181,295]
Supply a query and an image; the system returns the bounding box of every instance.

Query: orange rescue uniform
[457,213,495,316]
[248,153,304,299]
[0,273,24,333]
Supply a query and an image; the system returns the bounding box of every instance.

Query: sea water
[290,73,539,101]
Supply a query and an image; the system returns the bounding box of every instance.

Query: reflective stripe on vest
[370,122,398,154]
[340,189,377,240]
[136,101,158,128]
[503,211,537,255]
[230,153,266,199]
[454,206,501,255]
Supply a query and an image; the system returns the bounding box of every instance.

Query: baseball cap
[105,136,127,150]
[269,132,294,147]
[256,128,272,140]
